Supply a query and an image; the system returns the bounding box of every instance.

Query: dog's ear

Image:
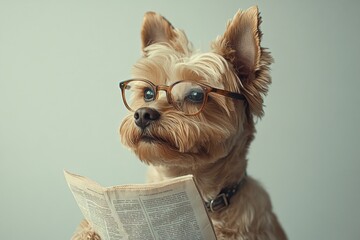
[141,12,177,50]
[141,12,191,54]
[213,6,273,117]
[221,6,262,80]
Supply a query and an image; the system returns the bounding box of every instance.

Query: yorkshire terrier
[73,6,287,240]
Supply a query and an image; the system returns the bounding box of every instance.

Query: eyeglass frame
[119,78,246,116]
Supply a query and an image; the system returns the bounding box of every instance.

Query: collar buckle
[208,193,229,212]
[205,172,247,212]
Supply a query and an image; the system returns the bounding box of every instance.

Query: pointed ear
[213,6,273,117]
[219,6,262,79]
[141,12,177,50]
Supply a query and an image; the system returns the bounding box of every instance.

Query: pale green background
[1,0,359,239]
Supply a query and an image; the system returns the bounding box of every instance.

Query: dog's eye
[143,88,155,102]
[186,90,204,103]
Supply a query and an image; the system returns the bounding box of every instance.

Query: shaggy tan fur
[73,6,287,240]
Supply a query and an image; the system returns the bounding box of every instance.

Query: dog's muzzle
[134,107,160,129]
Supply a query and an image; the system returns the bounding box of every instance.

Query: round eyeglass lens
[171,81,206,115]
[123,80,155,111]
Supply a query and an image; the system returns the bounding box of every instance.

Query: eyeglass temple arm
[210,88,246,100]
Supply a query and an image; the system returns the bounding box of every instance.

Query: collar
[205,172,247,212]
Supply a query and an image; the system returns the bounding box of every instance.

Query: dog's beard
[119,106,241,167]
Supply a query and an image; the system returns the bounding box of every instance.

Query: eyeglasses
[119,79,246,116]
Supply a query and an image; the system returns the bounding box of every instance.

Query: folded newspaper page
[64,170,216,240]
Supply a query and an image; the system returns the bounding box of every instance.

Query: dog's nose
[134,107,160,129]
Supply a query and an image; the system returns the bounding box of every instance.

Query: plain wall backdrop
[1,0,359,239]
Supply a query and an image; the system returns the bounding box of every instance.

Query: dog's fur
[73,6,287,240]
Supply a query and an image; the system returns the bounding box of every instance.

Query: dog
[73,6,287,240]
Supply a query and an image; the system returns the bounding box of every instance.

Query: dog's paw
[71,219,101,240]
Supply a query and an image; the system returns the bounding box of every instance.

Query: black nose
[134,107,160,129]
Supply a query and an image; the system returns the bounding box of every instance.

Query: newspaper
[64,171,217,240]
